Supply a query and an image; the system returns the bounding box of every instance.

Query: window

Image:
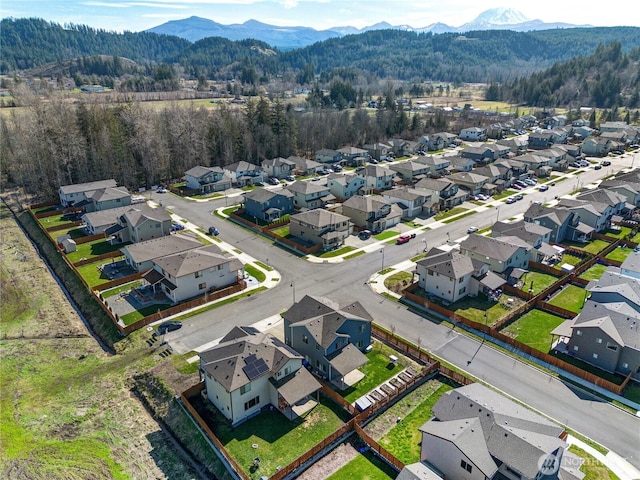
[428,270,434,276]
[459,287,466,295]
[460,459,472,473]
[596,338,602,344]
[458,277,464,284]
[244,396,260,411]
[240,384,251,395]
[606,343,618,351]
[573,346,579,351]
[195,270,202,278]
[360,324,366,333]
[622,362,629,369]
[593,353,598,359]
[199,282,206,290]
[303,334,309,344]
[576,330,582,336]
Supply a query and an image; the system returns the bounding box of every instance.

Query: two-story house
[288,156,324,176]
[460,234,532,275]
[199,326,322,426]
[496,137,529,155]
[448,171,490,196]
[81,205,136,235]
[382,187,432,219]
[75,186,131,213]
[416,248,475,303]
[185,166,232,193]
[447,155,476,173]
[557,189,627,232]
[261,157,296,179]
[142,244,242,303]
[491,220,555,264]
[106,204,172,244]
[341,195,402,232]
[459,145,494,165]
[432,132,459,148]
[414,155,451,177]
[327,173,366,200]
[357,165,396,191]
[581,137,612,157]
[389,161,432,183]
[524,204,593,243]
[599,171,640,207]
[289,210,352,250]
[242,188,295,222]
[414,178,467,210]
[120,235,203,273]
[59,179,117,207]
[418,134,445,152]
[223,161,265,187]
[459,127,487,141]
[528,131,555,149]
[337,146,369,166]
[283,295,372,389]
[285,181,333,209]
[363,142,392,161]
[315,148,343,165]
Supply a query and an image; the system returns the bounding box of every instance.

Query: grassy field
[554,253,584,270]
[65,238,126,264]
[383,271,413,293]
[548,285,588,313]
[578,264,607,281]
[520,270,560,295]
[564,240,609,255]
[451,295,526,326]
[502,309,566,352]
[325,450,396,480]
[1,200,220,480]
[604,246,634,263]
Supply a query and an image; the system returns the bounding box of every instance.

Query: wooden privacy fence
[46,220,83,232]
[73,250,123,267]
[354,423,404,472]
[30,200,58,210]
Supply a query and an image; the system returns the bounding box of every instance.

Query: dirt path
[296,438,360,480]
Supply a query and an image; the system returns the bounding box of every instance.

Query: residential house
[59,179,117,207]
[557,189,627,232]
[599,172,640,207]
[81,205,137,235]
[341,195,402,232]
[524,204,593,243]
[418,134,445,152]
[261,157,296,179]
[414,155,451,177]
[383,187,432,219]
[573,125,595,140]
[76,186,131,213]
[485,142,511,159]
[106,204,172,244]
[418,383,582,480]
[459,145,494,165]
[356,165,396,191]
[389,161,432,183]
[491,220,555,264]
[185,166,232,193]
[327,173,366,200]
[285,181,334,209]
[554,143,583,159]
[432,132,459,148]
[486,123,505,140]
[143,244,242,303]
[242,188,295,222]
[283,295,372,388]
[581,137,612,157]
[289,210,352,250]
[289,156,324,176]
[448,171,490,196]
[473,164,512,192]
[513,153,552,177]
[459,127,487,141]
[545,114,567,127]
[550,126,571,144]
[460,234,532,275]
[535,148,569,171]
[528,131,555,149]
[447,156,475,172]
[495,158,528,180]
[337,146,370,166]
[388,138,414,157]
[363,142,392,160]
[315,148,343,165]
[199,326,322,426]
[120,235,203,272]
[223,161,265,187]
[414,178,467,210]
[599,121,632,133]
[600,130,628,149]
[552,258,640,380]
[416,248,475,303]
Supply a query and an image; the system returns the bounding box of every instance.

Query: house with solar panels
[199,326,322,426]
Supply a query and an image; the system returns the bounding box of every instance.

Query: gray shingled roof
[185,165,223,178]
[290,209,350,228]
[285,181,329,195]
[153,244,233,278]
[243,188,293,203]
[417,248,474,280]
[59,179,117,194]
[86,186,130,202]
[460,234,532,262]
[121,234,204,264]
[121,204,171,227]
[268,367,321,405]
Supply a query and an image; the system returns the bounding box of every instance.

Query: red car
[396,234,415,244]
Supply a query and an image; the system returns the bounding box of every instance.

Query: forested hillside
[3,18,640,87]
[492,43,640,109]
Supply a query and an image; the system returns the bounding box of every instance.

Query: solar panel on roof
[244,354,257,364]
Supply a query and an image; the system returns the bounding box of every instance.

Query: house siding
[420,435,486,480]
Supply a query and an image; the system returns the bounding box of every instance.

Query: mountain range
[146,7,588,49]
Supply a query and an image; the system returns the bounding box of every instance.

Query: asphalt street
[162,152,640,467]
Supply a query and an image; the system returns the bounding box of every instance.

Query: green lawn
[578,264,607,281]
[119,303,173,325]
[564,240,609,255]
[520,271,560,295]
[75,262,116,288]
[604,246,634,263]
[435,207,467,221]
[316,246,356,258]
[374,231,398,241]
[548,285,587,313]
[342,342,417,404]
[39,214,77,229]
[270,226,289,237]
[569,445,620,480]
[326,450,397,480]
[451,295,526,326]
[502,309,566,352]
[213,396,349,479]
[66,239,126,263]
[384,271,413,292]
[603,226,631,239]
[100,280,142,299]
[244,264,266,283]
[554,254,584,270]
[378,382,454,464]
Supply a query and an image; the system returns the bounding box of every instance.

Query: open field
[1,197,231,480]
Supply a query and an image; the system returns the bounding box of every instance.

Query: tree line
[1,91,455,199]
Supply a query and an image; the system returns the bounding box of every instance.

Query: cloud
[280,0,298,8]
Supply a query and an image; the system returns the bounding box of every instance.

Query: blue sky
[3,0,639,33]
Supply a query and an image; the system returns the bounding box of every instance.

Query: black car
[358,229,372,240]
[157,321,182,335]
[208,226,219,236]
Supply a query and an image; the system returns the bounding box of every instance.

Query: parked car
[332,164,343,172]
[285,175,296,181]
[506,197,516,204]
[171,222,185,231]
[267,177,279,185]
[539,184,549,192]
[602,160,611,166]
[208,226,219,236]
[594,164,602,170]
[512,184,523,190]
[467,226,479,234]
[157,321,182,335]
[396,234,412,244]
[252,181,264,187]
[515,194,524,201]
[157,187,167,193]
[358,230,372,240]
